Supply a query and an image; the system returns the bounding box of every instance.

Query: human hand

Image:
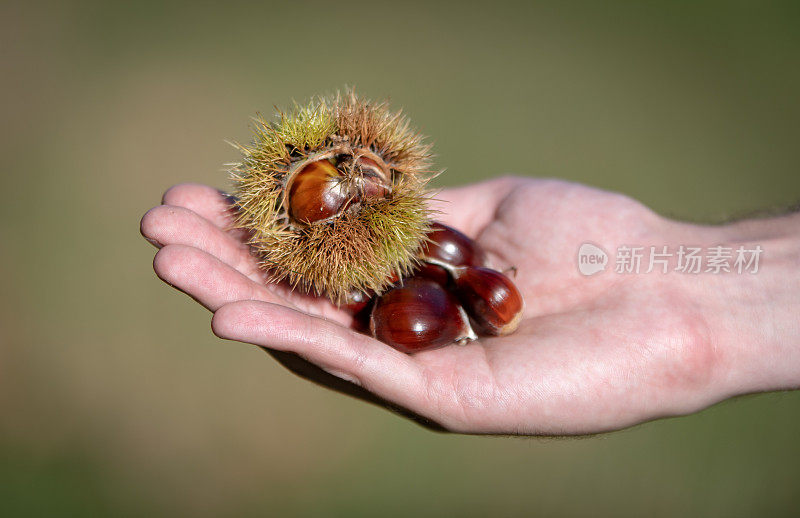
[140,177,800,434]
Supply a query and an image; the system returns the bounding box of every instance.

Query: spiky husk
[229,91,434,303]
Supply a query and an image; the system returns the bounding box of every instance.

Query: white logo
[577,243,608,276]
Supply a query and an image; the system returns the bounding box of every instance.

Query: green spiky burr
[229,90,435,304]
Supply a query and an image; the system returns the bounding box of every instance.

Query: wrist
[673,214,800,398]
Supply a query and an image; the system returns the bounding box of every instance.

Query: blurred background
[2,0,799,516]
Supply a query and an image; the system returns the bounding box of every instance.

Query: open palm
[141,176,724,435]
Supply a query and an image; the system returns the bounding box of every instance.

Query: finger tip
[162,183,221,206]
[140,205,166,246]
[210,308,231,339]
[141,205,194,245]
[152,244,192,284]
[212,300,262,340]
[151,246,172,282]
[162,183,195,205]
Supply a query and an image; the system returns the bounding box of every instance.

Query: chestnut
[356,174,390,200]
[287,159,350,224]
[420,222,486,268]
[369,278,476,353]
[450,266,524,336]
[341,288,373,314]
[411,261,450,286]
[341,288,375,332]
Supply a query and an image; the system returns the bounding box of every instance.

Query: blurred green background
[2,0,799,516]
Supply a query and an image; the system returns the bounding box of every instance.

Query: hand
[140,177,800,434]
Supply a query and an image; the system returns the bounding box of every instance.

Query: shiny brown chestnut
[287,159,350,224]
[411,261,450,286]
[341,288,375,332]
[420,222,486,268]
[341,288,374,314]
[450,266,524,336]
[369,278,476,353]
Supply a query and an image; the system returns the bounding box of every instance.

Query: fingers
[141,204,265,283]
[146,184,354,326]
[161,183,238,231]
[154,244,287,311]
[212,300,427,410]
[157,178,523,241]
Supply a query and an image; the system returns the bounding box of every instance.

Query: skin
[140,177,800,435]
